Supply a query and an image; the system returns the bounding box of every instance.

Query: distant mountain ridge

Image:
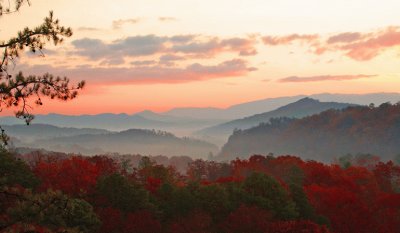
[3,124,110,143]
[218,102,400,161]
[28,128,218,158]
[163,92,400,120]
[5,124,218,158]
[196,98,355,144]
[164,96,307,120]
[1,92,399,138]
[0,111,224,136]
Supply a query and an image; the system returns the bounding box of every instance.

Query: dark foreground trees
[0,150,100,232]
[3,151,400,232]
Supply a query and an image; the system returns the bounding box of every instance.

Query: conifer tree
[0,0,84,146]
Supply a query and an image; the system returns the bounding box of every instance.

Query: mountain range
[218,102,400,161]
[1,93,399,134]
[2,92,400,159]
[8,125,218,158]
[164,92,400,120]
[0,111,224,136]
[3,124,110,143]
[196,98,355,144]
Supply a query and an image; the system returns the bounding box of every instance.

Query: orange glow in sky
[1,0,400,115]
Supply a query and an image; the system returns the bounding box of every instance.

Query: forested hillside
[2,151,399,232]
[28,128,218,158]
[198,98,353,140]
[3,124,110,143]
[219,103,400,161]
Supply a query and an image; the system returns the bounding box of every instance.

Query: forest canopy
[1,151,399,232]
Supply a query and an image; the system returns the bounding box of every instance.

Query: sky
[1,0,400,115]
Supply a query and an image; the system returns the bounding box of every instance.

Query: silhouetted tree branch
[0,1,85,147]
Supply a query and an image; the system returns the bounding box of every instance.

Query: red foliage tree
[122,211,161,233]
[373,193,400,233]
[34,156,101,196]
[306,185,372,233]
[373,161,400,193]
[97,207,123,233]
[268,220,330,233]
[168,211,212,233]
[220,205,272,233]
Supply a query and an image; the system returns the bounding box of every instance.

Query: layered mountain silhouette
[7,125,218,158]
[3,124,110,143]
[218,102,400,161]
[164,92,400,120]
[201,97,354,132]
[1,92,399,135]
[0,111,223,135]
[196,98,355,145]
[2,92,400,159]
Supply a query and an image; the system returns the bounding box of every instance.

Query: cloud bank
[70,34,258,65]
[262,26,400,61]
[279,74,377,82]
[19,59,256,85]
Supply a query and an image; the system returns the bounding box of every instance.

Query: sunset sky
[1,0,400,115]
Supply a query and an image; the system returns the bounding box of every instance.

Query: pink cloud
[339,27,400,61]
[263,26,400,61]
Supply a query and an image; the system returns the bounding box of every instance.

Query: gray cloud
[159,54,185,66]
[158,17,178,22]
[70,34,258,64]
[279,74,377,82]
[169,35,197,43]
[71,38,110,59]
[130,60,157,66]
[111,35,168,56]
[171,38,220,54]
[327,32,364,44]
[99,57,125,66]
[159,54,185,62]
[77,27,102,31]
[112,18,141,29]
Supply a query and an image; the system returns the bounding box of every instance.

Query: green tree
[157,183,198,220]
[1,188,100,232]
[0,148,39,189]
[242,172,298,219]
[95,173,153,213]
[0,0,84,146]
[195,184,231,222]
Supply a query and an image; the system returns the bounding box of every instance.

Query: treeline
[16,150,194,174]
[219,102,400,161]
[1,151,400,233]
[15,128,218,157]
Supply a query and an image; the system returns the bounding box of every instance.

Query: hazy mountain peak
[218,102,400,161]
[295,97,320,103]
[196,98,353,146]
[135,110,160,117]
